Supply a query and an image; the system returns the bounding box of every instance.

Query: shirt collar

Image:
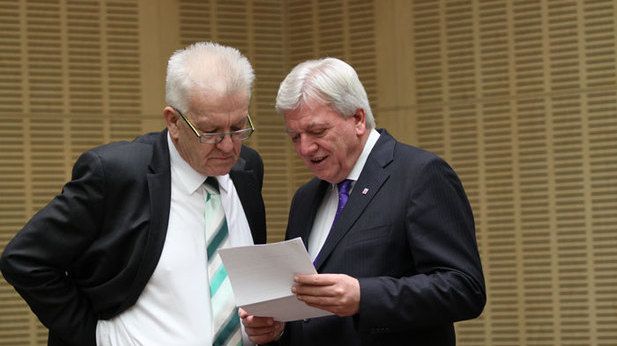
[346,129,380,182]
[167,133,231,194]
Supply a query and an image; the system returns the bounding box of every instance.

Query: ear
[164,106,181,139]
[352,108,366,136]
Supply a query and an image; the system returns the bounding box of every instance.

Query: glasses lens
[231,129,252,141]
[200,134,220,144]
[199,129,253,144]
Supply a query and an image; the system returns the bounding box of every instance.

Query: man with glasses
[0,42,270,346]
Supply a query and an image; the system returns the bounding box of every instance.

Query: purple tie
[332,179,352,227]
[313,179,353,266]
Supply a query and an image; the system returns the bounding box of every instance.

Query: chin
[314,173,335,184]
[213,165,236,176]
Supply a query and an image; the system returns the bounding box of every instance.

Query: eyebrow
[197,115,248,133]
[286,122,329,133]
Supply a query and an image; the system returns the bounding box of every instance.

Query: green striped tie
[204,177,242,346]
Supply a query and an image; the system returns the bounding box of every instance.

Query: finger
[296,287,354,308]
[247,321,285,344]
[249,333,282,344]
[245,325,277,337]
[300,298,356,317]
[249,331,280,345]
[296,294,338,307]
[293,277,348,297]
[242,314,275,328]
[294,273,338,286]
[292,284,337,297]
[245,321,283,335]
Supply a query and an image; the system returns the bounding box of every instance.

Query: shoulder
[238,145,264,173]
[376,129,443,166]
[76,131,166,175]
[375,130,456,180]
[395,141,442,165]
[93,130,162,154]
[240,145,262,163]
[293,177,324,200]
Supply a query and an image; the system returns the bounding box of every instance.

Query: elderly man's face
[166,91,250,176]
[284,102,366,184]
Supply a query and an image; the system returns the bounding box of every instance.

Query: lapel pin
[362,187,369,195]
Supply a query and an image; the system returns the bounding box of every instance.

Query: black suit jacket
[0,130,267,346]
[282,130,485,346]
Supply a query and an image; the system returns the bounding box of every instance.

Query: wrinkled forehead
[284,103,343,131]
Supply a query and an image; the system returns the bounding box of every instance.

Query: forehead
[189,91,249,122]
[193,89,247,108]
[284,103,343,130]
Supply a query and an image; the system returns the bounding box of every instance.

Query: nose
[297,135,317,156]
[215,134,234,152]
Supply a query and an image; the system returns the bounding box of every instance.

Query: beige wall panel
[0,0,616,345]
[406,1,617,345]
[172,0,291,242]
[0,0,168,343]
[375,0,416,144]
[284,0,378,190]
[139,0,175,116]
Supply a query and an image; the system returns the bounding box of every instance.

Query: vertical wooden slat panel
[588,90,617,345]
[410,0,617,345]
[27,0,64,116]
[67,0,104,115]
[1,1,143,345]
[105,1,140,116]
[284,0,317,191]
[0,1,24,115]
[0,120,32,345]
[285,0,377,194]
[250,1,289,241]
[176,0,290,242]
[583,3,617,344]
[1,1,616,345]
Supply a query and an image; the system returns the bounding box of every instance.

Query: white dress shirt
[307,129,380,261]
[96,133,255,346]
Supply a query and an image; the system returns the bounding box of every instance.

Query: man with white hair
[1,42,267,346]
[242,57,485,345]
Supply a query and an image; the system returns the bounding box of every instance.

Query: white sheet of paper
[218,237,334,322]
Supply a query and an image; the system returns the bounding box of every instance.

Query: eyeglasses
[171,106,255,145]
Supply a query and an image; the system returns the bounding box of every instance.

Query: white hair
[165,42,255,112]
[275,57,375,129]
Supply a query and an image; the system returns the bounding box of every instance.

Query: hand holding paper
[239,308,284,344]
[218,237,334,322]
[292,272,361,317]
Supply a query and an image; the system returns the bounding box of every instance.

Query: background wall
[0,0,615,345]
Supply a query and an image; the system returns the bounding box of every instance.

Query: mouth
[309,155,327,165]
[211,155,234,162]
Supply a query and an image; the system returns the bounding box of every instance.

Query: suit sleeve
[0,150,105,346]
[356,157,486,331]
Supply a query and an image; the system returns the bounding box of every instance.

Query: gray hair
[275,57,375,129]
[165,42,255,112]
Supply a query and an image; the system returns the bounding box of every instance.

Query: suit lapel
[286,179,329,250]
[314,130,396,270]
[146,130,172,253]
[129,130,172,297]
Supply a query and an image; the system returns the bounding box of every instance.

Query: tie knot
[205,177,220,193]
[337,179,352,197]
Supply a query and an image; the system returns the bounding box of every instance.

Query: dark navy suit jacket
[281,130,485,346]
[0,130,267,346]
